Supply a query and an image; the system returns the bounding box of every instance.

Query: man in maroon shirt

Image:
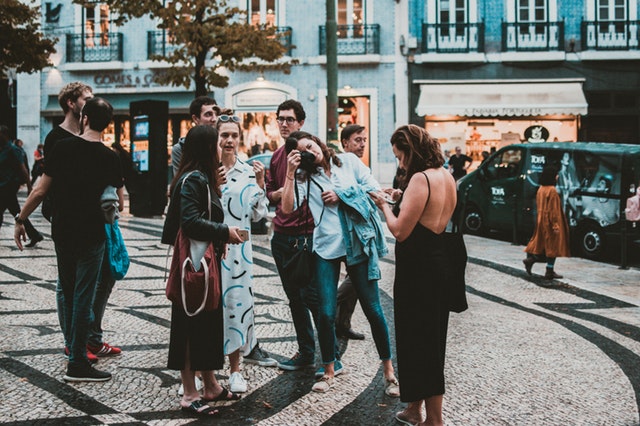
[266,100,318,371]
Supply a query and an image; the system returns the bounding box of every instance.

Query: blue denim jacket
[335,185,388,280]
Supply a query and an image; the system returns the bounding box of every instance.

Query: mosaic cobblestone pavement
[0,204,639,425]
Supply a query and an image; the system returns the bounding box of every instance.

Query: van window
[484,149,523,179]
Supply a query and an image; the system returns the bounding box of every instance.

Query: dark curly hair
[390,124,444,190]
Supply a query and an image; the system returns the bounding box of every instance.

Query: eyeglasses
[276,116,297,124]
[218,115,241,123]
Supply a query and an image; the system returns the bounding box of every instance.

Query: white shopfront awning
[415,79,588,117]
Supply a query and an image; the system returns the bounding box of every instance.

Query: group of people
[9,82,466,425]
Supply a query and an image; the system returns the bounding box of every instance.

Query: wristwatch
[14,214,25,225]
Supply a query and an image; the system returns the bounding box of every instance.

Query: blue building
[404,0,640,162]
[17,0,406,183]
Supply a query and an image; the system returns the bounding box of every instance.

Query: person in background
[266,100,319,372]
[448,146,472,180]
[14,139,29,172]
[171,96,220,176]
[370,124,457,426]
[15,97,123,382]
[31,143,45,185]
[282,131,399,396]
[523,165,570,280]
[216,110,276,394]
[334,124,369,341]
[0,126,42,248]
[162,125,244,416]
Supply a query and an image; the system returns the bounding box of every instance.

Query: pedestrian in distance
[447,146,472,180]
[31,143,45,186]
[216,110,276,394]
[162,125,245,416]
[15,97,124,382]
[282,131,399,395]
[370,124,458,426]
[0,127,44,248]
[523,164,571,280]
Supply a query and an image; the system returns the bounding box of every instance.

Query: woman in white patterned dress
[216,112,275,394]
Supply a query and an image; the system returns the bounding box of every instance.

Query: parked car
[456,142,640,259]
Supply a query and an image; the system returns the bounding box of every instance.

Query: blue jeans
[271,232,317,358]
[57,250,116,348]
[54,239,105,366]
[88,251,116,347]
[315,254,392,364]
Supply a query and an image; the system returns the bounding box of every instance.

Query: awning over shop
[42,92,195,117]
[415,79,588,117]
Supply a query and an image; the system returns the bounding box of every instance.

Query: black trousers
[336,274,358,330]
[0,185,41,241]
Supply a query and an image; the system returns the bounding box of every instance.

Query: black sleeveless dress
[394,222,450,402]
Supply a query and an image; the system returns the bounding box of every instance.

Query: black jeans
[0,184,41,241]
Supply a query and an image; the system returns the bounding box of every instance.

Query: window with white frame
[249,0,277,26]
[597,0,626,34]
[337,0,365,38]
[83,3,110,47]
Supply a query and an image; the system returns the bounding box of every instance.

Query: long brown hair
[287,131,342,175]
[390,124,444,190]
[170,125,221,195]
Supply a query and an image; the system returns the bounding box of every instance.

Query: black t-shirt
[448,154,473,179]
[45,136,123,244]
[44,126,75,157]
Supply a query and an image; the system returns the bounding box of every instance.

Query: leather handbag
[165,172,221,316]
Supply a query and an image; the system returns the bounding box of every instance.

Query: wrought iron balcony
[421,22,484,53]
[274,26,293,56]
[147,31,179,59]
[66,33,123,62]
[319,24,380,55]
[502,21,564,51]
[581,20,640,50]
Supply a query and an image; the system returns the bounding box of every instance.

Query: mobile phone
[237,229,249,241]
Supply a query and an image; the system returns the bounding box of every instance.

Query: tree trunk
[194,51,207,97]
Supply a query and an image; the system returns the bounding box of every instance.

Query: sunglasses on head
[218,115,241,123]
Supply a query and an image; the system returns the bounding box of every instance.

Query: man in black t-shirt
[15,98,123,382]
[448,146,473,180]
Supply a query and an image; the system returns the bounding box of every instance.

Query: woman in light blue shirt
[281,131,399,396]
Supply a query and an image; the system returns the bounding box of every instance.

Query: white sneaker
[178,375,203,396]
[229,372,247,393]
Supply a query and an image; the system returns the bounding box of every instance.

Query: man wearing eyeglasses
[171,96,220,175]
[335,124,368,341]
[266,100,319,371]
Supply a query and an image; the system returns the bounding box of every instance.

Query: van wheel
[464,207,485,234]
[578,224,604,259]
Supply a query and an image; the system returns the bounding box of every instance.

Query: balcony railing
[502,21,564,51]
[148,27,292,59]
[319,24,380,55]
[274,26,293,56]
[66,33,123,62]
[421,22,484,53]
[581,20,640,50]
[147,31,179,59]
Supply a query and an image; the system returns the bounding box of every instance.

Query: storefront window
[337,95,371,167]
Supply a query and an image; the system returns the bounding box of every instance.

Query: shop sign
[235,89,288,108]
[464,107,543,116]
[524,125,549,142]
[93,72,166,89]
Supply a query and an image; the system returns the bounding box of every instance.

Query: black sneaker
[243,344,277,367]
[64,363,112,382]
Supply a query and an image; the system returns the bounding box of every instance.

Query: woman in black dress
[370,125,457,426]
[162,125,244,416]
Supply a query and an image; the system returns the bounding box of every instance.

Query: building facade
[16,0,406,183]
[404,0,640,163]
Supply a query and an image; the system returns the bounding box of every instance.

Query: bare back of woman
[417,167,457,234]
